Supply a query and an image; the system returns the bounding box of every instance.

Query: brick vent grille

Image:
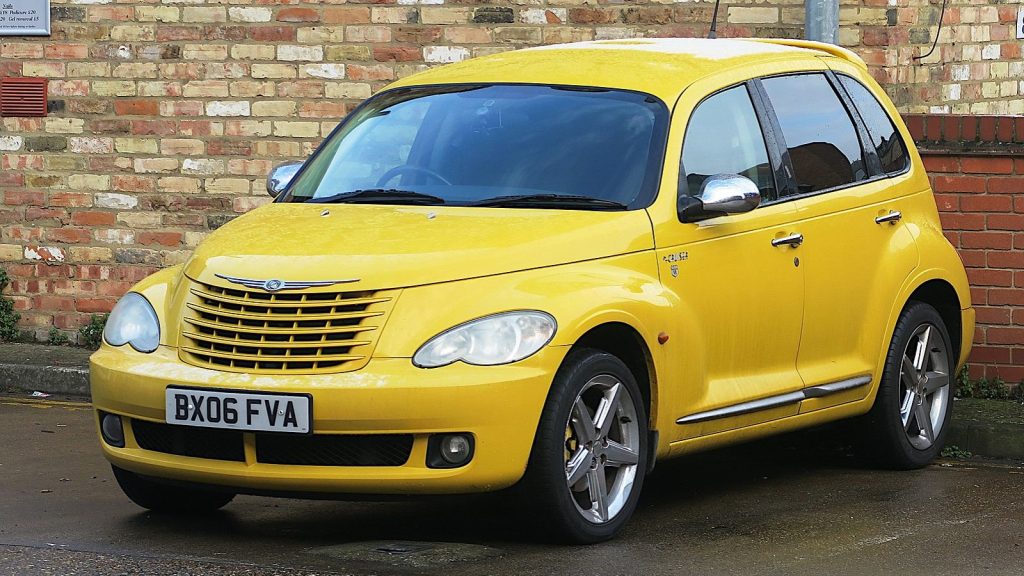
[179,280,394,374]
[0,77,47,118]
[130,420,413,467]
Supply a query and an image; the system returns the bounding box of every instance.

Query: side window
[838,75,909,175]
[681,84,776,202]
[761,74,867,194]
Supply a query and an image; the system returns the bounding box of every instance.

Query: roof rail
[747,39,868,70]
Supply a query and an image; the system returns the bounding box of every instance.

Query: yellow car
[91,38,973,543]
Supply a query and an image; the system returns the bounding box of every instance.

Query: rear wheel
[521,349,648,543]
[112,465,235,513]
[863,301,954,469]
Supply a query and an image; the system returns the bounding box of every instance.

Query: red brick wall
[905,114,1024,383]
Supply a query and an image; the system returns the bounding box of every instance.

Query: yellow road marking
[0,397,91,410]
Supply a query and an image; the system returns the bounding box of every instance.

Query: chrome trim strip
[676,391,805,424]
[675,375,872,425]
[801,375,872,398]
[214,273,359,291]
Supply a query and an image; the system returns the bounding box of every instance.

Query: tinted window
[839,75,909,174]
[286,85,668,209]
[761,74,867,194]
[681,85,776,201]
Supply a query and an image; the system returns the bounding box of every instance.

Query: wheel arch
[905,279,963,364]
[569,322,658,434]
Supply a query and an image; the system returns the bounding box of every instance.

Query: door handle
[875,210,902,225]
[771,233,804,248]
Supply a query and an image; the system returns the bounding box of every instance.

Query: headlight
[413,311,556,368]
[103,292,160,353]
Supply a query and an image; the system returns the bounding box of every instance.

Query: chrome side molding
[676,375,872,425]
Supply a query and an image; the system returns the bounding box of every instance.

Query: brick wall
[857,0,1023,114]
[906,114,1024,383]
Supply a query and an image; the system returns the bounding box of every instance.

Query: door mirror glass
[678,174,761,222]
[267,161,303,198]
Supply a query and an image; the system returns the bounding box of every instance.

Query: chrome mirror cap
[266,161,303,198]
[678,173,761,223]
[699,174,761,214]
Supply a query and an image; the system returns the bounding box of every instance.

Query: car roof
[386,38,854,104]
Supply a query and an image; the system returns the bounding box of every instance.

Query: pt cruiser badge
[214,274,359,292]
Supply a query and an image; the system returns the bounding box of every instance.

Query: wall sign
[0,0,50,36]
[1017,6,1024,40]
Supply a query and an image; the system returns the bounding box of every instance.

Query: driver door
[656,80,806,442]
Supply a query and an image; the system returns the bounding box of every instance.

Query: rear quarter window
[838,75,909,175]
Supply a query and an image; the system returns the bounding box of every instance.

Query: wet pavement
[2,395,1023,576]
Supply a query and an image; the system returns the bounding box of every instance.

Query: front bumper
[91,345,566,494]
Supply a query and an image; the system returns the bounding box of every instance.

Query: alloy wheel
[564,374,641,524]
[899,323,951,450]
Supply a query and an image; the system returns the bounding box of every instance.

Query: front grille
[130,419,412,467]
[256,433,413,467]
[179,279,395,374]
[131,419,245,462]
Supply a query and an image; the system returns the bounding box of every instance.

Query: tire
[520,348,649,544]
[862,301,955,470]
[112,465,235,513]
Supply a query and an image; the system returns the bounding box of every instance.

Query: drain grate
[373,542,431,555]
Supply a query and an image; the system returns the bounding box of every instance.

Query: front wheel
[521,349,648,543]
[112,465,235,513]
[863,301,955,469]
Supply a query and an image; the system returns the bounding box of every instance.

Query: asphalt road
[2,395,1023,576]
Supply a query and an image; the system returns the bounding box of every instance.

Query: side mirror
[266,161,303,198]
[678,174,761,223]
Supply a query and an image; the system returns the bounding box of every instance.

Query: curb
[0,362,90,399]
[946,421,1024,460]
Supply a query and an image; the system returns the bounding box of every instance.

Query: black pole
[708,0,722,39]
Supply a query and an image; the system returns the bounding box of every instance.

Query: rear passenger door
[756,70,920,408]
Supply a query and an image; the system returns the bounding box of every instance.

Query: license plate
[165,387,312,434]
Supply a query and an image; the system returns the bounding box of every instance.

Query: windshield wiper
[470,194,628,210]
[307,189,445,205]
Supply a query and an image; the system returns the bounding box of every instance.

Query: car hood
[183,203,654,290]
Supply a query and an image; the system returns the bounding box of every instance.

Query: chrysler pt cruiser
[92,38,973,543]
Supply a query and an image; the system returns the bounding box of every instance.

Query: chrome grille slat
[187,302,385,323]
[183,316,379,335]
[188,288,390,309]
[181,331,371,350]
[179,280,393,374]
[181,346,363,363]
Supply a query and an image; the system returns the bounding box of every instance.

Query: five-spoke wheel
[564,374,642,524]
[898,323,951,450]
[864,301,955,469]
[522,348,648,543]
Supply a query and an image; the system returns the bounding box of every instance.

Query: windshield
[282,84,669,210]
